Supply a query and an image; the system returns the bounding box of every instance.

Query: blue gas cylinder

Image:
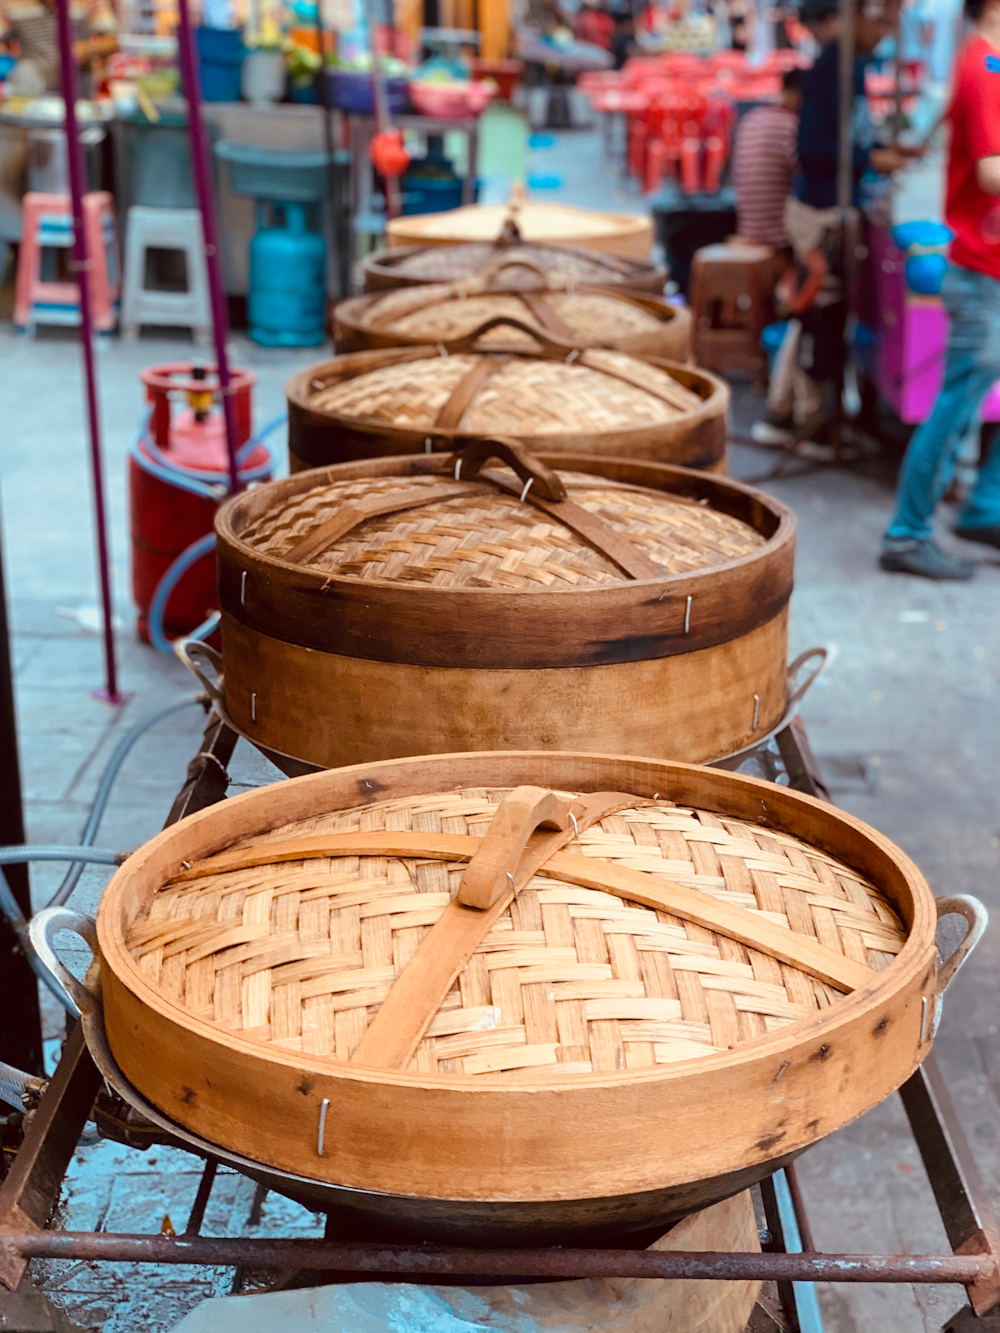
[248,201,326,347]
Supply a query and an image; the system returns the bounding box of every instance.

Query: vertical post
[363,0,402,218]
[891,3,903,141]
[837,0,855,210]
[174,0,243,494]
[0,503,42,1077]
[314,0,341,300]
[52,0,121,704]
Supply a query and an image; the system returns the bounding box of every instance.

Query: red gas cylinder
[129,362,267,644]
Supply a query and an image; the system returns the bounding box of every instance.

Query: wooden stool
[689,240,774,375]
[13,191,120,334]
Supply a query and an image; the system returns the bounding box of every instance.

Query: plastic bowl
[326,69,409,115]
[408,80,497,119]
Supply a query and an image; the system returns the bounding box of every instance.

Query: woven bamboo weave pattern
[394,245,628,287]
[363,290,663,347]
[307,353,701,434]
[393,203,649,244]
[309,356,475,426]
[551,293,663,339]
[127,791,907,1079]
[237,472,763,589]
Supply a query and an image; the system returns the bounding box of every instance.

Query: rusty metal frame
[0,712,997,1333]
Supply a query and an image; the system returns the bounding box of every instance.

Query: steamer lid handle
[453,251,562,297]
[436,313,579,357]
[457,786,576,911]
[451,436,567,502]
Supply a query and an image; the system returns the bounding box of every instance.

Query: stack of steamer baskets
[294,206,718,477]
[94,204,983,1330]
[182,441,818,775]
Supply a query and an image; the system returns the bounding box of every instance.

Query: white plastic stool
[121,206,211,344]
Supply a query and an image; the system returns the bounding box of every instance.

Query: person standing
[752,0,915,447]
[881,0,1000,578]
[0,0,116,95]
[732,69,802,247]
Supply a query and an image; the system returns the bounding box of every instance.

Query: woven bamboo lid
[307,345,704,437]
[236,457,763,591]
[128,784,907,1080]
[386,203,655,259]
[361,239,666,293]
[336,285,685,354]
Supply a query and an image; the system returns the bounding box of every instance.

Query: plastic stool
[121,206,212,344]
[14,191,120,334]
[689,240,774,375]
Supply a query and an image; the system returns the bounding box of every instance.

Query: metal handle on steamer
[28,906,100,1020]
[924,895,987,1043]
[934,895,987,992]
[175,637,227,714]
[785,646,828,711]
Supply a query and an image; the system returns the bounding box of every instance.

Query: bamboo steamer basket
[197,443,799,773]
[44,751,980,1247]
[334,281,692,363]
[361,235,667,295]
[286,324,729,475]
[385,201,655,259]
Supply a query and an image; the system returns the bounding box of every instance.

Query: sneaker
[954,524,1000,550]
[751,420,795,448]
[879,538,975,580]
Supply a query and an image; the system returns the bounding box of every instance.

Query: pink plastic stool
[14,191,120,334]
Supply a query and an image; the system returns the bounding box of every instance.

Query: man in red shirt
[882,0,1000,577]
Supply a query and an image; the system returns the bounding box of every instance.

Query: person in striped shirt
[732,69,802,247]
[0,0,116,94]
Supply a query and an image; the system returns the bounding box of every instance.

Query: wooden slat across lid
[131,783,908,1082]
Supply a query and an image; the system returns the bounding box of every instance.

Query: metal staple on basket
[237,472,764,589]
[127,790,907,1079]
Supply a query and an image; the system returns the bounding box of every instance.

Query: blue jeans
[885,262,1000,542]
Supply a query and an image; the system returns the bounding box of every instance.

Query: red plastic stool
[14,191,120,334]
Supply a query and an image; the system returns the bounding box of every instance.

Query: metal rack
[1,711,998,1332]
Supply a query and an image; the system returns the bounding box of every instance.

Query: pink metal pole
[52,0,122,703]
[174,0,242,493]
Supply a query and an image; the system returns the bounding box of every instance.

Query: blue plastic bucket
[196,27,244,103]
